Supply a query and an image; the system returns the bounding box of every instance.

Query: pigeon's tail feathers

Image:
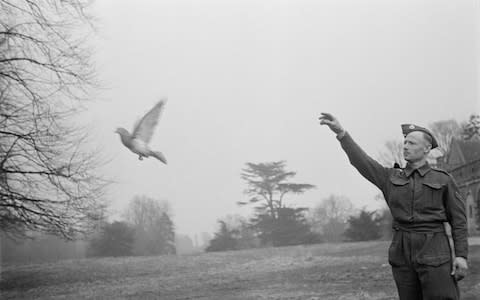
[150,150,167,164]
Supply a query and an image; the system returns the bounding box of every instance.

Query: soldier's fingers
[319,119,333,126]
[320,112,332,117]
[451,262,458,276]
[320,112,334,120]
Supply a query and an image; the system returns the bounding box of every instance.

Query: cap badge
[409,124,415,129]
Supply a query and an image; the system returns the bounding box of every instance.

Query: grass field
[1,241,479,300]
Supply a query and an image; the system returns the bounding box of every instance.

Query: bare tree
[377,139,406,168]
[0,1,107,239]
[308,194,355,242]
[124,196,176,255]
[309,194,355,226]
[428,119,462,158]
[124,195,171,229]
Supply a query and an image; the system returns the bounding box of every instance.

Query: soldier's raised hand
[318,112,345,135]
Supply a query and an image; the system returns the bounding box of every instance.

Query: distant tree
[1,231,88,263]
[198,232,213,250]
[124,196,176,256]
[239,161,316,246]
[221,214,260,250]
[205,215,261,252]
[377,139,406,168]
[206,221,238,252]
[253,207,321,246]
[175,234,196,255]
[462,114,480,140]
[428,119,463,160]
[87,221,135,257]
[239,161,315,218]
[344,209,383,242]
[314,195,355,223]
[373,194,394,240]
[377,208,394,240]
[234,220,261,250]
[0,0,107,239]
[321,219,347,242]
[308,195,355,242]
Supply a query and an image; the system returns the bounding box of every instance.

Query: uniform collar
[404,162,431,177]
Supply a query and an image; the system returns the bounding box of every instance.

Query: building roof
[457,138,480,163]
[449,137,480,165]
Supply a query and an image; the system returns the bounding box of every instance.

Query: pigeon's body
[125,137,148,156]
[115,100,167,164]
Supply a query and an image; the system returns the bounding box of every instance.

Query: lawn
[1,241,479,299]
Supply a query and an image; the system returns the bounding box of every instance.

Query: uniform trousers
[388,223,459,300]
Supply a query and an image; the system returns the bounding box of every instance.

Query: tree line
[1,195,178,262]
[206,161,387,252]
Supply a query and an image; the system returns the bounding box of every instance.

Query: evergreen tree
[206,221,238,252]
[344,210,383,241]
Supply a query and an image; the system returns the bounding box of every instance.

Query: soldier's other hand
[318,112,345,135]
[451,257,468,281]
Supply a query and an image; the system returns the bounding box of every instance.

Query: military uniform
[336,129,468,300]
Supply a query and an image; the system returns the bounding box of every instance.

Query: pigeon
[115,100,167,164]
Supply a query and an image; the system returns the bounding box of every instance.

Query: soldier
[318,113,468,300]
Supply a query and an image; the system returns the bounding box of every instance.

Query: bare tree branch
[0,0,107,239]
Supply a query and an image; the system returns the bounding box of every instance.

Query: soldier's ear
[424,143,432,154]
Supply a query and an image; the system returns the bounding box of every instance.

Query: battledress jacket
[337,131,468,259]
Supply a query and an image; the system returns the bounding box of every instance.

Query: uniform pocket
[421,182,445,210]
[390,177,409,186]
[416,233,451,267]
[422,182,443,189]
[388,231,406,267]
[388,176,410,216]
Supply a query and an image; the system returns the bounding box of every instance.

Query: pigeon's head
[115,127,129,137]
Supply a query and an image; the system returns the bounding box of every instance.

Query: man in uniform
[318,113,468,300]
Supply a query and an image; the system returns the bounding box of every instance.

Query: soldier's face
[403,132,431,163]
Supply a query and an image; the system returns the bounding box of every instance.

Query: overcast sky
[83,0,480,238]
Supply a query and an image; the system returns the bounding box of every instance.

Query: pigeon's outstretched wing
[132,100,165,144]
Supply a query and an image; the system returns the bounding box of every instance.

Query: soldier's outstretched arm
[319,113,390,191]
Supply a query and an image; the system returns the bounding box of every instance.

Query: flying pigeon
[115,100,167,164]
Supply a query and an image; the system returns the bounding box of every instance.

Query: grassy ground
[1,241,479,300]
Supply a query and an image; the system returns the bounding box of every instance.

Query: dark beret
[401,124,438,149]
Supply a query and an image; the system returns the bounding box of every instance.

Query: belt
[392,221,445,233]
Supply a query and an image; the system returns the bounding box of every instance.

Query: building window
[470,205,473,219]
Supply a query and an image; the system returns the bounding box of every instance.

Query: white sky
[83,0,480,237]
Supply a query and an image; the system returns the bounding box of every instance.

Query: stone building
[445,137,480,236]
